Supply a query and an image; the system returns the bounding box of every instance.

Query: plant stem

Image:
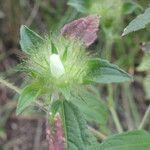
[125,83,140,128]
[121,85,134,130]
[108,85,123,133]
[0,77,21,94]
[109,106,123,133]
[88,126,107,140]
[139,104,150,129]
[104,34,123,133]
[46,113,65,150]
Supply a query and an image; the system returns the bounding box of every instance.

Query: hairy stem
[46,113,65,150]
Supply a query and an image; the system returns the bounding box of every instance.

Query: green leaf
[85,58,132,84]
[60,87,108,124]
[16,85,40,115]
[122,7,150,36]
[67,0,91,13]
[20,25,43,53]
[61,101,90,150]
[99,130,150,150]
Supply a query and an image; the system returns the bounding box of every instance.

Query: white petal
[49,54,65,78]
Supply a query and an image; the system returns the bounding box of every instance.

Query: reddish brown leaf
[60,15,100,47]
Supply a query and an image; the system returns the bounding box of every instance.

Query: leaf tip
[122,28,127,36]
[20,25,27,33]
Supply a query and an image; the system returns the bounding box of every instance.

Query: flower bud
[49,54,65,78]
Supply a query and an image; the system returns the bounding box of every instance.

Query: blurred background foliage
[0,0,150,149]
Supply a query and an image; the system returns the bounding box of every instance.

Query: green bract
[21,36,89,89]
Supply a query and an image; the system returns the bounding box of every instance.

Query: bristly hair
[19,36,90,93]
